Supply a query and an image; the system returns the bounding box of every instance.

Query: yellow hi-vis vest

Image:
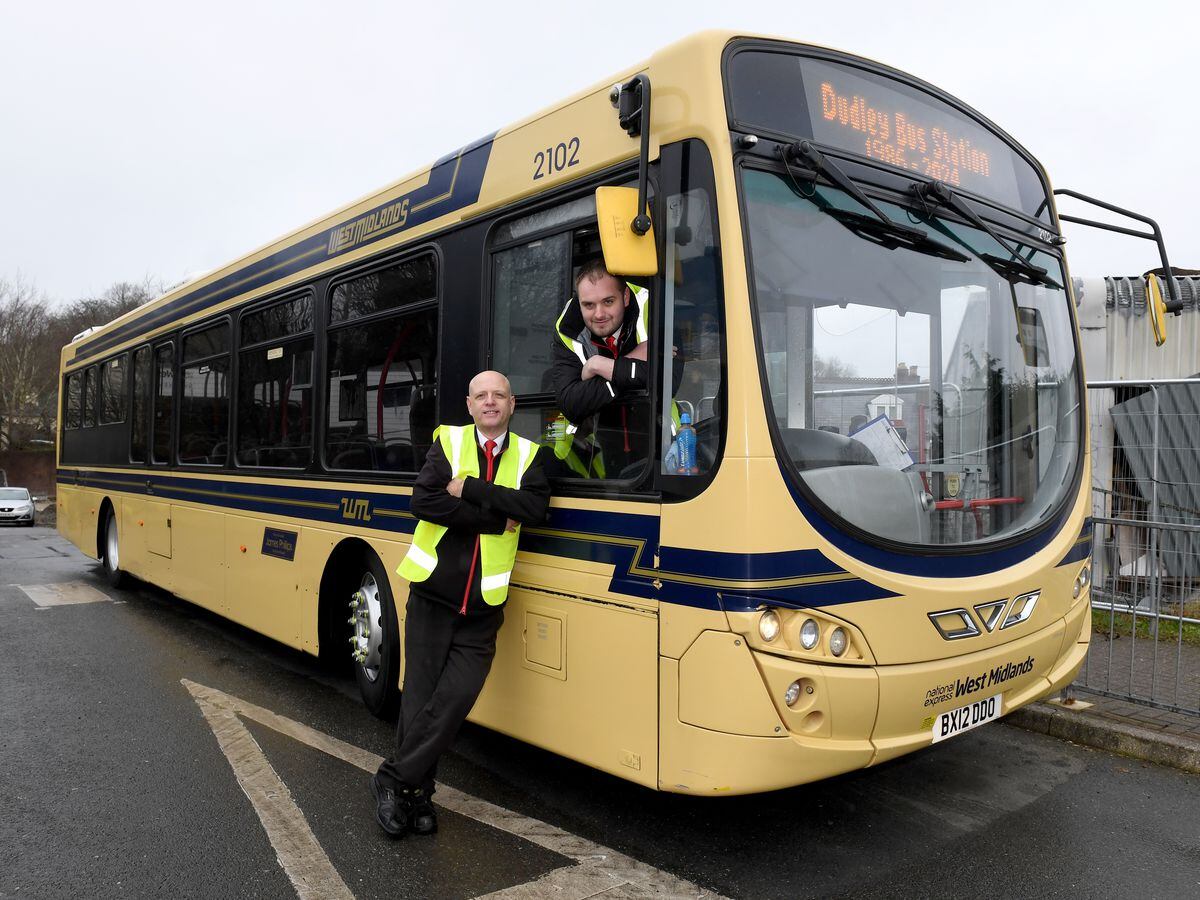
[397,424,540,606]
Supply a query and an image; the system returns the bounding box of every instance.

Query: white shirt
[476,430,507,457]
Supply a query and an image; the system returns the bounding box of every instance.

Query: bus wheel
[350,555,400,718]
[101,512,128,589]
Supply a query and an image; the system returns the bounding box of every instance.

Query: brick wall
[0,450,56,498]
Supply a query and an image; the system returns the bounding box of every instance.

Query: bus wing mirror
[1053,188,1184,329]
[1146,273,1168,347]
[595,186,658,277]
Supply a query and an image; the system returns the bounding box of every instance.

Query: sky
[2,0,1196,306]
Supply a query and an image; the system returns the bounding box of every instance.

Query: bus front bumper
[661,595,1090,794]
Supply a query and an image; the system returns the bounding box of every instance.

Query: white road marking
[16,581,111,607]
[183,679,725,900]
[187,682,355,900]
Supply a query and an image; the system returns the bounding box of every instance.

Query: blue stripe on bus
[58,468,897,612]
[1056,520,1093,567]
[67,132,497,368]
[775,461,1077,578]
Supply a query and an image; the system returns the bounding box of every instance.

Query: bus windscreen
[727,50,1051,222]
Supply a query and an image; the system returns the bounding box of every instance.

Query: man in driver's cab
[549,259,652,476]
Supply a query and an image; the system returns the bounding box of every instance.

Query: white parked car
[0,487,35,527]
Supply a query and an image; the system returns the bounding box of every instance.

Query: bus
[56,31,1180,795]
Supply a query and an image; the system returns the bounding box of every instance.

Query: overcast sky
[2,1,1195,305]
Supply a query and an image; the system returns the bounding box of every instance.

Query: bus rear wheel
[350,554,401,719]
[101,513,128,589]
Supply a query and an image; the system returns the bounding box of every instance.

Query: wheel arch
[317,536,394,664]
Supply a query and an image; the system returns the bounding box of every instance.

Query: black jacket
[550,291,649,426]
[408,436,550,615]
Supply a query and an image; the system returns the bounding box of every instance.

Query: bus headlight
[784,680,802,707]
[758,609,781,642]
[800,619,820,650]
[1073,564,1091,599]
[829,627,848,657]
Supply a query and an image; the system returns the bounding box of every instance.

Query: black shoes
[370,774,437,837]
[371,774,410,838]
[410,788,438,835]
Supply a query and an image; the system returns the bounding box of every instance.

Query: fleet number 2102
[533,138,580,180]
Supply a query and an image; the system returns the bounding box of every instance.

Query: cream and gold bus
[57,32,1179,794]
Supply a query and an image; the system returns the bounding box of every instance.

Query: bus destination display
[801,61,1021,203]
[815,81,989,186]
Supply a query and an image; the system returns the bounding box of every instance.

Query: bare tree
[0,275,52,450]
[0,275,166,447]
[46,276,163,349]
[813,354,857,380]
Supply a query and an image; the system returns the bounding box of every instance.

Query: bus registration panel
[931,694,1002,743]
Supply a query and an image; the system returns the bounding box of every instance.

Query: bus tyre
[102,513,128,589]
[351,554,401,719]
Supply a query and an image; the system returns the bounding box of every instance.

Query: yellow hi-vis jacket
[397,424,540,607]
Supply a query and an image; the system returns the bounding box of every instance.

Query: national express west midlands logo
[922,655,1035,709]
[927,590,1040,641]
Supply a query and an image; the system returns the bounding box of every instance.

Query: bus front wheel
[350,554,401,719]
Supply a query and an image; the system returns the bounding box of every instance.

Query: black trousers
[376,591,503,794]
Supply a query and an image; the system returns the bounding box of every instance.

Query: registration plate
[931,694,1002,743]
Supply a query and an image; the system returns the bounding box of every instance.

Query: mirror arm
[613,74,653,235]
[1054,188,1183,314]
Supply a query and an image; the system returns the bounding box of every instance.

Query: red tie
[484,439,497,482]
[604,335,619,357]
[461,437,499,616]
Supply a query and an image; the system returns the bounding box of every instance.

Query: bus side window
[153,344,174,464]
[179,322,231,466]
[83,366,98,428]
[65,372,83,430]
[237,294,314,469]
[130,346,151,463]
[99,354,127,426]
[324,253,438,473]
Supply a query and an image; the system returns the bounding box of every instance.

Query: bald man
[372,371,550,838]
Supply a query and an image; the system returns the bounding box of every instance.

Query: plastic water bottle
[676,412,698,475]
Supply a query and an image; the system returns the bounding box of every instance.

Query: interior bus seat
[380,441,414,472]
[329,442,375,470]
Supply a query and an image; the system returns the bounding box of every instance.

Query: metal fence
[1078,378,1200,716]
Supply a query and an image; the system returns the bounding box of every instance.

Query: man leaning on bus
[549,259,652,476]
[371,370,550,839]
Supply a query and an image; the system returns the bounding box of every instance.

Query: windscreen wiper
[910,180,1059,288]
[818,207,970,263]
[780,141,969,264]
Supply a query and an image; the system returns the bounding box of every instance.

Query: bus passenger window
[325,255,438,473]
[179,322,230,466]
[65,372,82,430]
[130,347,150,462]
[99,355,127,425]
[153,344,174,464]
[237,295,313,468]
[83,366,98,427]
